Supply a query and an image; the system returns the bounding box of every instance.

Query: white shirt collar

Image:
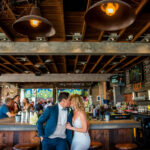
[58,103,64,110]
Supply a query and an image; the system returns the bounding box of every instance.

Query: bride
[66,94,91,150]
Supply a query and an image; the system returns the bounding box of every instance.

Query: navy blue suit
[37,104,73,150]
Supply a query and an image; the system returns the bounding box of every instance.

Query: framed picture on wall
[97,96,101,101]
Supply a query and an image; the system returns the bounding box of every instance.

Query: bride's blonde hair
[70,94,84,111]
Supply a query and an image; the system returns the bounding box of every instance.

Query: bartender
[0,97,16,119]
[13,95,21,113]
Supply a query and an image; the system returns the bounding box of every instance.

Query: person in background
[30,101,35,111]
[35,100,43,116]
[23,98,31,111]
[0,97,16,119]
[13,95,21,113]
[44,100,53,110]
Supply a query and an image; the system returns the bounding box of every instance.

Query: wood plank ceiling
[0,55,148,74]
[0,0,150,75]
[0,0,150,42]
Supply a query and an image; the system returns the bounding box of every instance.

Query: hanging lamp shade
[85,0,136,31]
[13,7,55,37]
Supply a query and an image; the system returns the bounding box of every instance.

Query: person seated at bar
[13,95,21,113]
[0,97,16,119]
[35,100,43,116]
[23,98,31,111]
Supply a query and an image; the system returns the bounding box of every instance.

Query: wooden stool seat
[0,144,6,150]
[88,141,103,150]
[115,143,137,150]
[13,143,37,150]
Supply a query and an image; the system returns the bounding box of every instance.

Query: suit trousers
[42,137,69,150]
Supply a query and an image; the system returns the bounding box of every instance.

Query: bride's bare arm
[66,111,88,133]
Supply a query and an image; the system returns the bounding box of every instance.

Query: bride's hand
[66,123,73,130]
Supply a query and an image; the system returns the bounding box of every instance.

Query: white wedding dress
[71,117,91,150]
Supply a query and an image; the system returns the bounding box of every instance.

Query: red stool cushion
[89,141,103,149]
[13,143,37,150]
[115,143,137,150]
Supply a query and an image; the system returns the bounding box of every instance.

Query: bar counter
[0,118,141,130]
[0,118,141,150]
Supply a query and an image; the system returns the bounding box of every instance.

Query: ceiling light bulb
[30,19,41,28]
[101,3,119,16]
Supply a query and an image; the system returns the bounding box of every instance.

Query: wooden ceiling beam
[118,0,148,39]
[0,67,9,73]
[82,55,91,73]
[9,55,33,73]
[4,1,16,20]
[74,56,79,73]
[58,0,66,40]
[81,0,91,41]
[106,57,127,73]
[37,56,50,73]
[0,56,24,73]
[98,56,116,73]
[116,56,141,72]
[63,56,67,73]
[0,1,16,41]
[98,31,104,42]
[0,63,18,73]
[125,57,148,71]
[131,22,150,42]
[90,55,104,73]
[0,74,113,82]
[49,56,58,73]
[0,56,10,64]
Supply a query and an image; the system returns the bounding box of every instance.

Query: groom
[37,92,72,150]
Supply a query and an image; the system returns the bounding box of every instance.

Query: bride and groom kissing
[37,92,91,150]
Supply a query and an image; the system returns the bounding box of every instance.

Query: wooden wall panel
[89,128,133,150]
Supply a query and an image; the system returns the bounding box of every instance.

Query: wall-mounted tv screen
[110,75,119,84]
[110,74,125,86]
[129,63,144,84]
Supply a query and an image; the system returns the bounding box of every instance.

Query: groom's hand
[40,136,43,142]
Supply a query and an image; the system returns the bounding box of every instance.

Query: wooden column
[53,86,56,104]
[103,82,107,100]
[99,82,102,105]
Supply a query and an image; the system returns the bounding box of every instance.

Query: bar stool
[13,143,37,150]
[0,144,6,150]
[88,141,103,150]
[115,143,137,150]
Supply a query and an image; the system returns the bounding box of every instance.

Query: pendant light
[13,0,55,37]
[85,0,136,31]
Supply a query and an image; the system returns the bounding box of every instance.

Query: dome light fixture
[13,0,55,37]
[85,0,136,31]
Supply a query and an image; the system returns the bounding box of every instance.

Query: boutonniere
[67,107,72,117]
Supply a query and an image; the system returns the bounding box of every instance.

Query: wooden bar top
[0,118,141,131]
[89,119,141,129]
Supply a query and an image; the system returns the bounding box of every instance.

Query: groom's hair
[58,92,70,102]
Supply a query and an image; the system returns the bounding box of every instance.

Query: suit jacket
[37,104,73,144]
